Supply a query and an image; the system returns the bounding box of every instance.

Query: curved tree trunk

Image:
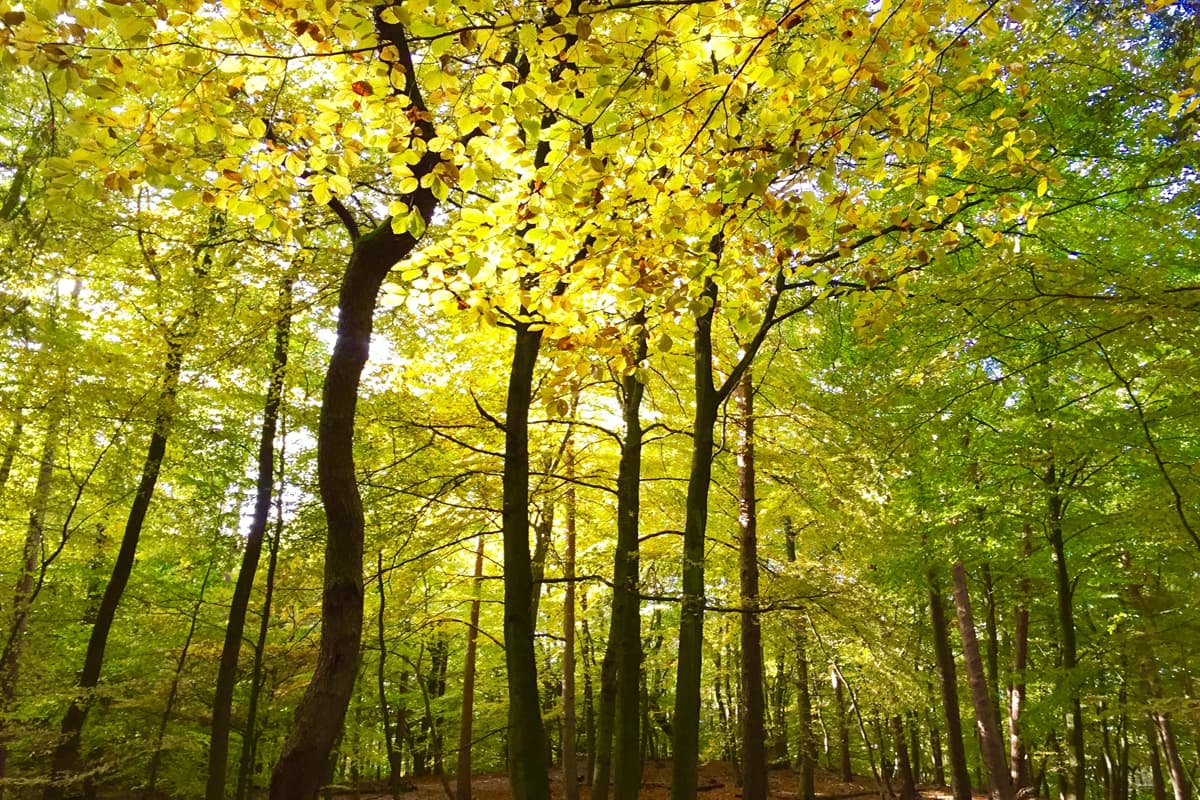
[736,371,767,800]
[207,278,291,800]
[951,563,1014,800]
[45,338,183,800]
[268,15,439,797]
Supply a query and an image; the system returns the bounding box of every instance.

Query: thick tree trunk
[1045,467,1085,800]
[456,536,486,800]
[951,563,1014,800]
[501,322,552,800]
[671,275,720,800]
[929,577,972,800]
[207,279,291,800]
[45,339,183,800]
[735,371,768,800]
[269,16,438,797]
[1147,718,1167,800]
[148,562,214,797]
[563,448,580,800]
[611,322,646,800]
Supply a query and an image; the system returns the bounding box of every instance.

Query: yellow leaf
[1036,176,1048,197]
[312,180,331,205]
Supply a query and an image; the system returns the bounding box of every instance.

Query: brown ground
[346,764,970,800]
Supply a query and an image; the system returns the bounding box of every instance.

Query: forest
[0,0,1197,798]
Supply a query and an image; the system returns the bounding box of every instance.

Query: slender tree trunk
[836,671,853,782]
[1010,525,1032,792]
[0,406,59,787]
[611,321,646,800]
[672,275,720,800]
[501,321,552,800]
[1147,718,1167,800]
[580,591,596,784]
[45,338,183,800]
[930,713,945,786]
[269,17,438,798]
[208,279,291,800]
[147,561,215,797]
[951,563,1014,800]
[735,371,768,800]
[785,515,814,800]
[908,711,922,785]
[929,576,972,800]
[895,717,920,800]
[1045,467,1085,800]
[236,478,283,800]
[981,563,1003,727]
[377,553,400,800]
[1152,714,1191,800]
[456,536,486,800]
[0,412,21,498]
[563,445,580,800]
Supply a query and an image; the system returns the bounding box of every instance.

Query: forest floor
[346,763,966,800]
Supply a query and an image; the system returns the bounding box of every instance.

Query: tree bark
[45,338,183,800]
[0,405,58,793]
[236,479,283,800]
[563,445,580,800]
[735,371,768,800]
[1152,713,1191,800]
[1009,525,1032,792]
[1045,466,1085,800]
[207,278,291,800]
[836,670,852,782]
[893,716,918,800]
[0,411,21,499]
[929,577,972,800]
[456,536,486,800]
[671,275,720,800]
[785,518,816,800]
[269,15,439,798]
[611,321,646,800]
[501,321,552,800]
[951,563,1014,800]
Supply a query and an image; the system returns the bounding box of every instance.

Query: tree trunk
[1009,525,1032,792]
[1045,466,1085,800]
[456,536,486,800]
[1147,718,1167,800]
[563,445,580,800]
[377,553,401,800]
[0,405,59,791]
[236,481,283,800]
[895,718,920,800]
[611,321,646,800]
[785,515,813,800]
[207,278,291,800]
[45,338,183,800]
[930,713,945,786]
[951,563,1014,800]
[671,275,720,800]
[0,411,21,499]
[836,671,852,782]
[929,577,972,800]
[580,591,595,784]
[501,321,552,800]
[1152,714,1191,800]
[981,563,1003,728]
[269,17,439,798]
[148,561,215,797]
[735,371,768,800]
